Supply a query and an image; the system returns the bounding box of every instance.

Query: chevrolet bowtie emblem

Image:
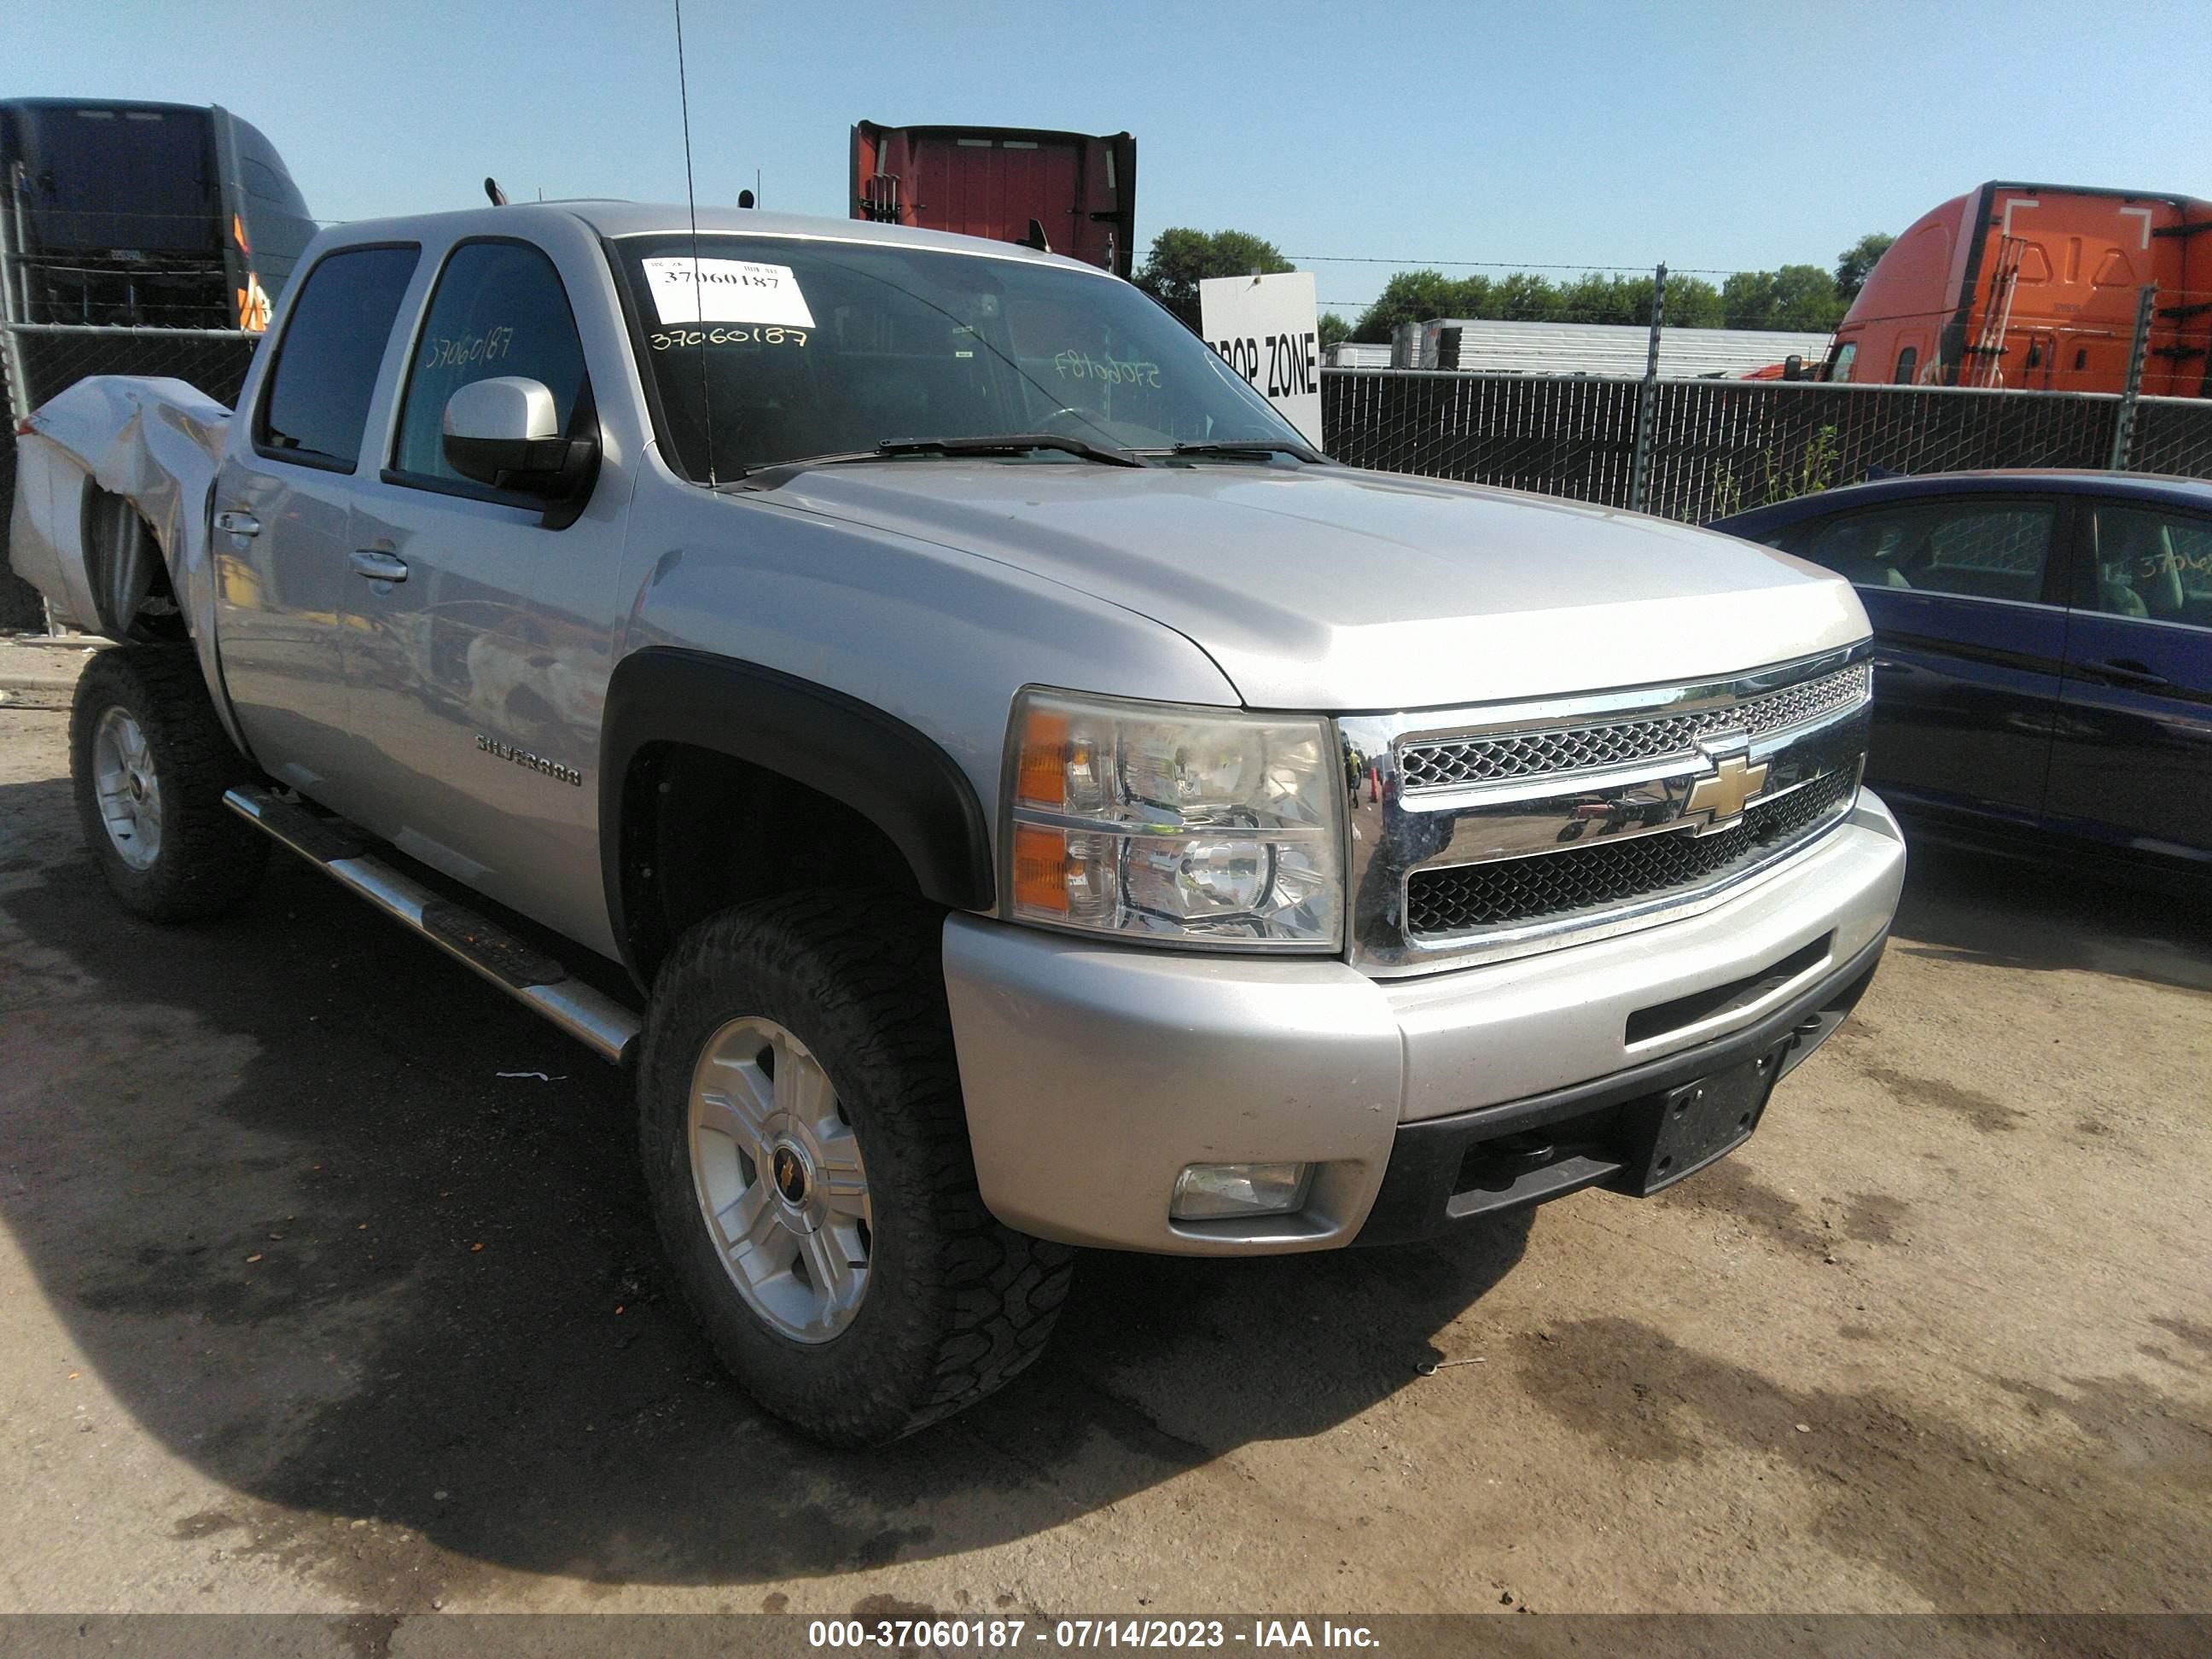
[1685,747,1769,825]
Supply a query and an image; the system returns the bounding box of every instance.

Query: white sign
[641,257,818,328]
[1198,271,1323,446]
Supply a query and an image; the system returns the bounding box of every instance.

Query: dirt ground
[0,690,2208,1622]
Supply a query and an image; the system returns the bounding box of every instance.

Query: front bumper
[943,793,1906,1254]
[1350,923,1883,1245]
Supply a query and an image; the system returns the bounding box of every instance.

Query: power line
[1290,254,1746,276]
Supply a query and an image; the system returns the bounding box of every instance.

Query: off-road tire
[68,644,269,921]
[638,893,1075,1444]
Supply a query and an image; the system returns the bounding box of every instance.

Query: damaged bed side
[9,375,248,749]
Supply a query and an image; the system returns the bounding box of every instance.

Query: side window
[2087,504,2212,627]
[1825,341,1857,383]
[256,246,420,469]
[1892,346,1918,384]
[1800,501,2055,602]
[391,241,589,489]
[1800,512,1913,588]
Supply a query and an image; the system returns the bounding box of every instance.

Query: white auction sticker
[642,257,817,328]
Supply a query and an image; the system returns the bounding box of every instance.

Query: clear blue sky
[15,0,2211,318]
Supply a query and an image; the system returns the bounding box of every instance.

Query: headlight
[1002,689,1344,950]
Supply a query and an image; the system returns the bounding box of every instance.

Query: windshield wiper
[879,433,1147,467]
[728,432,1147,489]
[1158,439,1328,464]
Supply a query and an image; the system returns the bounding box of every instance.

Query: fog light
[1170,1161,1313,1221]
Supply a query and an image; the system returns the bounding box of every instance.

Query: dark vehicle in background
[1,97,316,330]
[851,119,1135,277]
[1714,472,2212,881]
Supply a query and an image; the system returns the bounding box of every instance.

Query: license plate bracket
[1622,1048,1784,1196]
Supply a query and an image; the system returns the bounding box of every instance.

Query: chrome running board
[223,784,639,1063]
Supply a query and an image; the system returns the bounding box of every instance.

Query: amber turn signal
[1016,709,1070,807]
[1011,824,1068,914]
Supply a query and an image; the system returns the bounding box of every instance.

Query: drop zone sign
[1198,271,1323,447]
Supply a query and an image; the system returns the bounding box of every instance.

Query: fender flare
[600,647,996,966]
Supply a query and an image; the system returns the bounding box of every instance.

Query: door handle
[2083,657,2168,689]
[348,549,410,584]
[213,509,259,538]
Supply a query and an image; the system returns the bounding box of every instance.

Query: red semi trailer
[851,121,1136,278]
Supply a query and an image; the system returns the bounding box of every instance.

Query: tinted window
[2087,504,2212,627]
[1799,501,2055,602]
[258,246,419,468]
[1893,346,1917,384]
[392,241,588,487]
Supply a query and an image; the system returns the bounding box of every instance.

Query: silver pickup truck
[9,202,1904,1443]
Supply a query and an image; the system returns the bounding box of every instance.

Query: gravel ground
[0,691,2207,1623]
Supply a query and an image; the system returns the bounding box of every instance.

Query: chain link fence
[1323,370,2212,523]
[2130,396,2212,481]
[2,322,261,630]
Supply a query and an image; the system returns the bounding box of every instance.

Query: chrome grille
[1399,661,1871,793]
[1342,645,1877,975]
[1406,768,1858,937]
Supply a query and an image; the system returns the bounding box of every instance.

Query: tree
[1133,229,1292,329]
[1559,271,1644,325]
[1350,269,1472,342]
[1318,311,1352,348]
[1664,275,1725,329]
[1771,264,1844,330]
[1492,271,1562,321]
[1347,258,1829,345]
[1721,269,1779,329]
[1834,232,1895,303]
[1720,265,1841,331]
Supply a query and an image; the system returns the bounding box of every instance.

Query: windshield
[610,233,1307,480]
[6,105,220,256]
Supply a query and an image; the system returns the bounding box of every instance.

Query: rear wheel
[638,893,1074,1444]
[68,645,268,922]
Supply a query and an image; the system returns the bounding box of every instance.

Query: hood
[762,461,1868,711]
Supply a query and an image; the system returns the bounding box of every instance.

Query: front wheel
[637,894,1074,1444]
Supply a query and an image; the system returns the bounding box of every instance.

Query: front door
[211,242,420,819]
[2045,498,2212,866]
[341,236,620,945]
[1782,496,2071,835]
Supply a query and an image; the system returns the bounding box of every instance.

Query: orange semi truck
[1825,181,2212,397]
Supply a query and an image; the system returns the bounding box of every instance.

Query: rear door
[212,242,419,818]
[912,133,1082,255]
[2044,498,2212,866]
[1778,495,2071,832]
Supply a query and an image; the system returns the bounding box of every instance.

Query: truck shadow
[1889,837,2212,994]
[0,773,1530,1603]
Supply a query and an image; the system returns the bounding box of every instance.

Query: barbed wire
[1291,254,1749,275]
[23,211,2212,292]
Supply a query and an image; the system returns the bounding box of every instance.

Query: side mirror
[443,377,597,509]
